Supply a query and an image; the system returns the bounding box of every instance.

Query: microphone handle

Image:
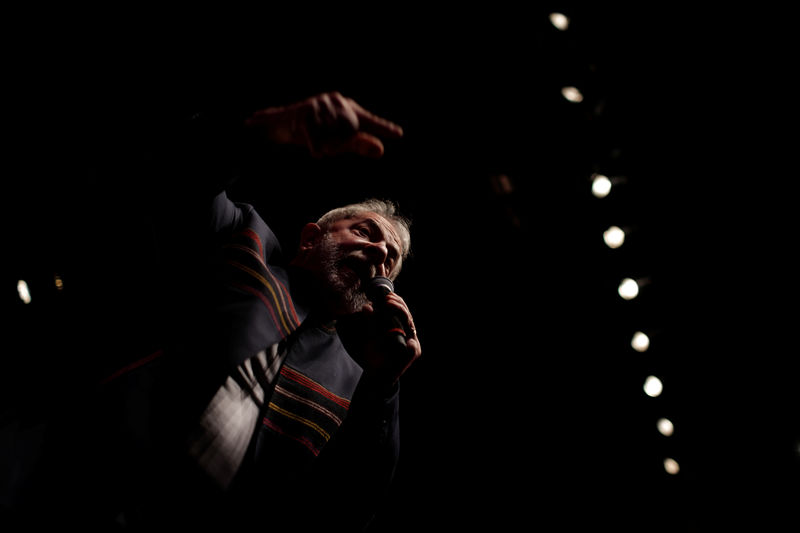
[367,277,408,349]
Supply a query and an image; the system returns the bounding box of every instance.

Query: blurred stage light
[54,274,64,291]
[17,279,32,304]
[643,375,663,397]
[663,457,680,475]
[657,417,674,437]
[618,278,639,300]
[603,225,625,248]
[490,174,514,195]
[591,174,612,198]
[549,12,569,31]
[561,86,584,103]
[631,331,650,352]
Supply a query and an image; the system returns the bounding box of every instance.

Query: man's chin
[325,266,369,315]
[337,288,370,316]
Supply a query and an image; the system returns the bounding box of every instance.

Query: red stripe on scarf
[279,366,351,409]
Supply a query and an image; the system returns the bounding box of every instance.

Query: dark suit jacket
[98,183,403,530]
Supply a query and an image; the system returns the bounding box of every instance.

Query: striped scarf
[187,218,363,489]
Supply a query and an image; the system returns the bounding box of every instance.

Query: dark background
[3,6,796,531]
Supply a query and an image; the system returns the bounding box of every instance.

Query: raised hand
[245,91,403,158]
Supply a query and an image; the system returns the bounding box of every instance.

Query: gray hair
[317,199,412,261]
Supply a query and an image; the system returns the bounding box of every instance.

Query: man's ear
[298,222,323,251]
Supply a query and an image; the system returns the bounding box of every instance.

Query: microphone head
[366,276,394,303]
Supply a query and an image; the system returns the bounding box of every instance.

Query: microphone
[365,276,408,350]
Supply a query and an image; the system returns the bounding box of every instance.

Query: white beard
[318,234,372,315]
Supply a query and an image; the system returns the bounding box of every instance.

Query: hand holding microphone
[348,276,420,387]
[365,276,414,348]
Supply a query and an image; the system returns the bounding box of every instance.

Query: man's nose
[363,240,388,268]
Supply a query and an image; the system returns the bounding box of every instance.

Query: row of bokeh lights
[592,169,679,475]
[553,5,681,476]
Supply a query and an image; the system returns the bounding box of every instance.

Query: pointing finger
[346,98,404,139]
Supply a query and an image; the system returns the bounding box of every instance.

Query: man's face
[315,212,403,315]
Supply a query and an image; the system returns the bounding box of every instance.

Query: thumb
[324,132,385,158]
